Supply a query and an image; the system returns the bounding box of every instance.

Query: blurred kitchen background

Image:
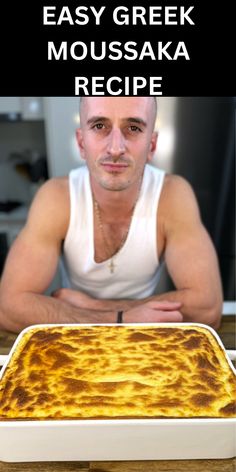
[0,97,235,306]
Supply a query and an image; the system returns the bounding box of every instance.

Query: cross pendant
[108,258,116,274]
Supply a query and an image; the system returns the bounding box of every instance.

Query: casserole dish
[0,323,235,462]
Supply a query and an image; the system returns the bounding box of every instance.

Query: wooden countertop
[0,315,235,472]
[0,458,235,472]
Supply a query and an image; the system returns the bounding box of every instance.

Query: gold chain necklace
[93,187,141,274]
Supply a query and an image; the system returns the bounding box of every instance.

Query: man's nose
[107,128,126,157]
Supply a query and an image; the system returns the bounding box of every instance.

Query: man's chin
[99,179,131,192]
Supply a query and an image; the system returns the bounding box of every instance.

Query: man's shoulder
[159,173,198,219]
[27,176,70,237]
[36,176,69,205]
[159,173,200,230]
[162,173,195,204]
[41,175,69,192]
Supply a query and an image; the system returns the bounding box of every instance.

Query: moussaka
[0,324,235,420]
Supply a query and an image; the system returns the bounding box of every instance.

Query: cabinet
[0,97,44,120]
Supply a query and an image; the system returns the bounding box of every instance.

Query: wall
[43,97,84,177]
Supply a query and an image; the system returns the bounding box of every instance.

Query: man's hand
[51,288,138,311]
[124,300,183,323]
[52,290,183,323]
[52,289,98,310]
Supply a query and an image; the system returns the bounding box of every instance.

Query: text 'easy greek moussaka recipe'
[0,325,235,420]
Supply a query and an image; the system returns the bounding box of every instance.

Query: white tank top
[63,164,165,299]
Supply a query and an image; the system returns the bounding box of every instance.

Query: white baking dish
[0,323,235,462]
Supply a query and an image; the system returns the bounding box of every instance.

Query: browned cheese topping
[0,325,235,420]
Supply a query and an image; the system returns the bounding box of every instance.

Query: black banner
[0,0,234,96]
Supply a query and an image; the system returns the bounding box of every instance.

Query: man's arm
[150,175,223,328]
[0,179,117,332]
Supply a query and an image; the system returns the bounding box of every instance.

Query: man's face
[77,97,157,191]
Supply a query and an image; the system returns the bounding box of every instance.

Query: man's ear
[147,131,158,162]
[76,128,86,160]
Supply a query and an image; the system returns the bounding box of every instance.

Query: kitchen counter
[0,458,235,471]
[0,315,235,471]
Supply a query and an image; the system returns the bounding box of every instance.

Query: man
[0,97,222,332]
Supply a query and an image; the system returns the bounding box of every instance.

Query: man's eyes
[91,124,143,134]
[92,123,105,130]
[128,125,142,133]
